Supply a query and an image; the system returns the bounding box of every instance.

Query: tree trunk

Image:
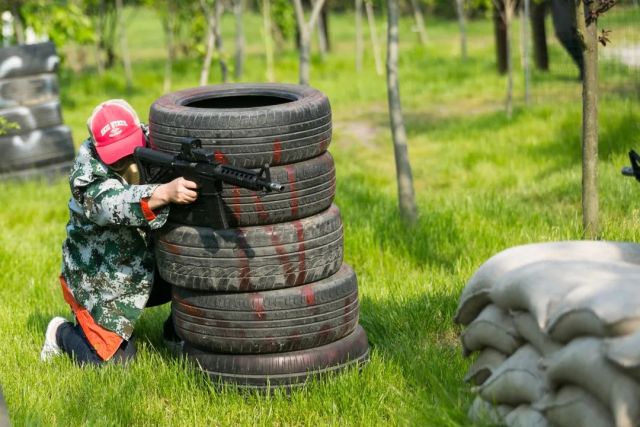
[94,0,106,75]
[365,1,384,76]
[530,0,549,71]
[355,0,363,72]
[293,0,327,86]
[115,0,133,91]
[409,0,428,46]
[262,0,274,82]
[321,2,330,51]
[455,0,468,61]
[215,0,228,83]
[386,0,418,225]
[163,1,176,93]
[11,3,25,44]
[494,0,508,74]
[233,0,244,80]
[505,0,513,118]
[200,0,216,86]
[577,0,599,239]
[315,0,328,59]
[522,0,530,105]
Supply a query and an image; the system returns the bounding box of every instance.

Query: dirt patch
[333,120,382,148]
[602,44,640,68]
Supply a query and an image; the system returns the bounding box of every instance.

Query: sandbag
[512,311,562,357]
[460,304,521,356]
[546,272,640,342]
[474,344,548,405]
[544,337,640,427]
[467,396,512,426]
[492,260,640,330]
[505,405,550,427]
[464,348,507,386]
[539,386,614,427]
[605,331,640,382]
[454,241,640,326]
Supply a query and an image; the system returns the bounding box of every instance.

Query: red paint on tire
[293,220,306,285]
[300,285,316,306]
[284,164,299,218]
[273,140,282,163]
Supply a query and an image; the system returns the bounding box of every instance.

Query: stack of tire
[0,42,74,180]
[148,83,370,390]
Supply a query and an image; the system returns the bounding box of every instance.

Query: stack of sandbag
[0,42,75,180]
[455,241,640,427]
[148,83,370,391]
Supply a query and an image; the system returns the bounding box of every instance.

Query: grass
[1,5,639,426]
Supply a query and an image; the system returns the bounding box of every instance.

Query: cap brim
[95,128,145,165]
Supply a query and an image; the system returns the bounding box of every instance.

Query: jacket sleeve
[69,140,169,229]
[79,179,169,228]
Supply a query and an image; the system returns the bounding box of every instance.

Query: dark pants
[58,271,172,366]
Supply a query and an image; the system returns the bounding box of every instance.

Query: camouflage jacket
[61,139,169,340]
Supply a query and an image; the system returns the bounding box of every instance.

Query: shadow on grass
[359,291,469,424]
[525,108,640,180]
[337,170,463,272]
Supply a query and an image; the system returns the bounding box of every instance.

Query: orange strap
[60,276,124,361]
[140,197,156,221]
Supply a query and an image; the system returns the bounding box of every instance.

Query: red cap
[87,99,145,165]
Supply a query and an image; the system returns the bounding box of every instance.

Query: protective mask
[110,157,141,185]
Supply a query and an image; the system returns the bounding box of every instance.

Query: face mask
[110,156,141,185]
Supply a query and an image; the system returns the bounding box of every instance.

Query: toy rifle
[134,137,284,228]
[621,150,640,183]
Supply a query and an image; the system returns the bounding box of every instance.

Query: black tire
[0,125,74,173]
[0,100,63,135]
[155,205,344,292]
[0,73,59,108]
[169,152,336,227]
[0,42,59,79]
[184,325,370,390]
[172,264,359,354]
[148,83,332,168]
[0,159,73,182]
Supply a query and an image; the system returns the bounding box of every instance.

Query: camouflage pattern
[61,139,169,340]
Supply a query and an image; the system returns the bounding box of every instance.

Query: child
[41,99,198,365]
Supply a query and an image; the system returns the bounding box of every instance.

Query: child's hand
[149,177,198,209]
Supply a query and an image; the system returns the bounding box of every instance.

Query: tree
[493,0,508,74]
[233,0,244,80]
[115,0,133,91]
[365,0,383,76]
[530,0,549,71]
[292,0,327,85]
[262,0,275,81]
[355,0,364,72]
[492,0,517,118]
[455,0,468,60]
[386,0,418,225]
[214,0,228,82]
[200,0,217,86]
[521,0,530,104]
[409,0,428,46]
[314,0,328,59]
[576,0,616,239]
[161,0,178,92]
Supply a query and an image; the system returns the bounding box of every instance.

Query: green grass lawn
[1,6,639,426]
